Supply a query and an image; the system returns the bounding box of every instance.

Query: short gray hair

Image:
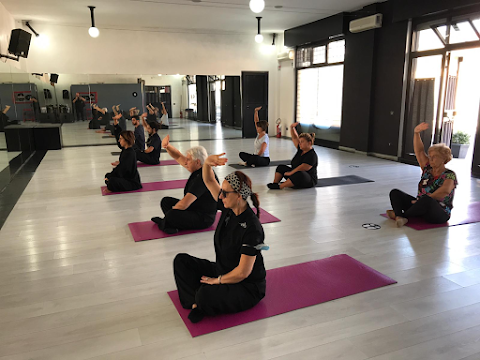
[186,146,208,165]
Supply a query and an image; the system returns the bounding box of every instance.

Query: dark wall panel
[196,75,209,122]
[369,2,408,155]
[285,13,345,47]
[392,0,480,22]
[339,27,376,152]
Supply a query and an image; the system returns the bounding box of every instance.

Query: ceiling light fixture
[25,21,49,47]
[88,6,100,38]
[255,17,263,43]
[249,0,265,13]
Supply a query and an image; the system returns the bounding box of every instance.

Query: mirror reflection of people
[173,153,267,323]
[387,122,458,227]
[159,102,169,129]
[30,96,40,121]
[239,106,270,167]
[72,93,86,122]
[136,120,161,165]
[1,105,12,131]
[267,123,318,190]
[151,135,219,234]
[104,131,142,193]
[90,104,108,130]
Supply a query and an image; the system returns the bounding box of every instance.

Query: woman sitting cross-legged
[387,122,457,227]
[267,122,318,190]
[238,106,270,167]
[104,131,142,193]
[173,153,267,323]
[135,120,161,165]
[151,135,219,234]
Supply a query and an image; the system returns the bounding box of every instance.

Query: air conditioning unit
[349,14,383,33]
[277,49,295,62]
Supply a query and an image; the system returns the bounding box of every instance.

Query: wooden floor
[1,128,480,360]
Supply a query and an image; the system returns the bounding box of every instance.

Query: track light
[88,6,99,38]
[255,17,263,43]
[249,0,265,13]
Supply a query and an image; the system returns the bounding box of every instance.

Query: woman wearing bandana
[173,153,267,323]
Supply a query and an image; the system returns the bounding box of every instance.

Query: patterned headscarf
[225,172,253,200]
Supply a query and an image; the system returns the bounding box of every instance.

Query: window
[313,45,326,64]
[415,28,445,51]
[327,40,345,63]
[296,65,344,142]
[450,21,479,44]
[296,48,312,67]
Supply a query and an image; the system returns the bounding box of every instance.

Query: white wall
[23,23,280,134]
[278,59,295,137]
[0,2,27,71]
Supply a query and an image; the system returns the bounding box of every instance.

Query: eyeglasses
[219,189,237,198]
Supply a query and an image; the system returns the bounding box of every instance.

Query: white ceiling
[2,0,377,35]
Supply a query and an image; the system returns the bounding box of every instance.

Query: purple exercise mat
[101,179,188,196]
[137,160,179,168]
[168,254,397,337]
[129,208,280,242]
[380,201,480,230]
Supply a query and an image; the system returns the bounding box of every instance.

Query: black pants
[239,152,270,167]
[173,253,265,315]
[276,165,315,189]
[161,197,215,231]
[135,150,160,165]
[389,189,449,224]
[105,177,142,192]
[75,109,84,121]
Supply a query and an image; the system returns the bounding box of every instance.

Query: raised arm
[161,102,167,115]
[2,105,10,114]
[254,106,262,124]
[112,105,118,116]
[290,122,300,148]
[413,122,430,169]
[162,135,188,168]
[202,154,227,200]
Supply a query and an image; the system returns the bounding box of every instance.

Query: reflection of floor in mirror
[0,132,5,150]
[61,118,242,147]
[0,151,21,172]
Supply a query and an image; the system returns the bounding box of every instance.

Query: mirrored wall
[0,67,243,149]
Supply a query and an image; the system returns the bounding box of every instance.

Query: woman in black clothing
[104,131,142,193]
[174,154,267,323]
[151,135,218,234]
[135,121,161,165]
[267,122,318,190]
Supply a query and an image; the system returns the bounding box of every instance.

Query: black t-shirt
[214,202,266,288]
[291,145,318,183]
[146,113,157,123]
[74,98,85,110]
[106,147,142,187]
[184,168,219,221]
[146,133,161,162]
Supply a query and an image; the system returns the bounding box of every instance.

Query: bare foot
[103,188,112,194]
[395,216,408,227]
[386,210,395,220]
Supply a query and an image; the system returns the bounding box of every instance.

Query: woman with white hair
[387,122,458,227]
[151,135,219,234]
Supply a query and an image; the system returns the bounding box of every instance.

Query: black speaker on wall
[8,29,32,58]
[63,90,69,99]
[50,73,59,84]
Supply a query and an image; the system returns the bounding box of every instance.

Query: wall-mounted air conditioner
[277,49,295,62]
[349,14,383,33]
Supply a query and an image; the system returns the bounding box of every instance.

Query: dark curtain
[404,78,435,155]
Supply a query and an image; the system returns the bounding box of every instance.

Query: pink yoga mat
[380,201,480,230]
[168,254,396,337]
[101,179,187,196]
[137,160,179,168]
[129,208,280,242]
